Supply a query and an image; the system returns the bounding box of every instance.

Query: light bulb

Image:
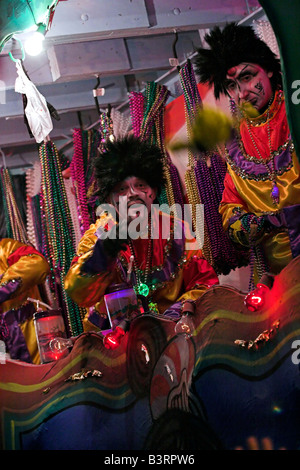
[24,24,46,56]
[174,314,195,337]
[103,326,126,350]
[24,31,44,56]
[103,318,130,350]
[49,337,73,354]
[244,283,270,312]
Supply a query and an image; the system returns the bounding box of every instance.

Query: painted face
[110,176,156,217]
[225,63,274,112]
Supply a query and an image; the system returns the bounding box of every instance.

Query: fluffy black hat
[93,134,166,203]
[194,22,282,99]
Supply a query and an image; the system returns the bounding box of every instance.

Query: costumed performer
[194,22,300,283]
[0,238,50,363]
[64,134,218,332]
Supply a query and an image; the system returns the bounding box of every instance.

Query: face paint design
[226,63,274,112]
[254,81,264,95]
[110,176,157,218]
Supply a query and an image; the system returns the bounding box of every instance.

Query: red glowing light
[244,283,270,312]
[103,326,126,350]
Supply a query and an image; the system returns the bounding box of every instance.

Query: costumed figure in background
[0,238,50,363]
[64,135,218,332]
[195,23,300,286]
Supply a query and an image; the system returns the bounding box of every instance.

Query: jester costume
[64,135,218,331]
[195,23,300,280]
[0,238,50,363]
[220,89,300,275]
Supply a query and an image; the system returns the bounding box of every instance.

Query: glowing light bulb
[49,337,73,354]
[244,283,270,312]
[103,327,126,350]
[24,24,46,56]
[24,32,44,56]
[174,314,195,337]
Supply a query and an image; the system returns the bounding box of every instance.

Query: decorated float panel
[1,256,299,450]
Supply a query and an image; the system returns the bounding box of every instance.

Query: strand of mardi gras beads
[71,129,91,235]
[156,84,184,210]
[155,110,184,212]
[64,176,82,248]
[25,167,38,248]
[153,100,175,209]
[128,83,183,211]
[180,60,237,270]
[7,170,28,243]
[3,170,17,239]
[129,87,167,210]
[149,86,171,206]
[181,61,251,274]
[68,127,101,240]
[179,61,210,260]
[0,168,28,243]
[48,141,82,311]
[0,169,13,238]
[181,61,238,270]
[129,91,145,137]
[99,110,114,151]
[42,141,85,335]
[134,83,169,206]
[194,156,240,274]
[81,128,101,222]
[39,141,84,336]
[210,155,248,272]
[140,82,170,142]
[32,194,44,251]
[142,82,183,210]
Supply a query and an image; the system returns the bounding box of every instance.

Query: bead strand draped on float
[179,59,249,275]
[129,82,184,214]
[179,61,209,261]
[26,162,42,249]
[0,167,28,243]
[129,91,145,138]
[70,127,101,232]
[39,140,84,337]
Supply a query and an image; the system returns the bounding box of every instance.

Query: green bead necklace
[128,230,152,298]
[39,141,84,336]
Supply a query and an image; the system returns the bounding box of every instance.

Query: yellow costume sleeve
[0,238,50,311]
[64,218,120,308]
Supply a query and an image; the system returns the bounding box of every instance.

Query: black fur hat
[194,22,282,99]
[93,134,166,203]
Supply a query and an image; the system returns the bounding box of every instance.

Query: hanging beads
[39,140,84,337]
[71,129,92,234]
[131,81,184,213]
[0,168,28,243]
[98,110,115,152]
[128,234,153,297]
[179,60,248,274]
[129,92,145,137]
[243,99,281,206]
[179,60,212,261]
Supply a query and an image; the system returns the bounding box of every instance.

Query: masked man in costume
[64,135,218,332]
[195,23,300,283]
[0,238,50,363]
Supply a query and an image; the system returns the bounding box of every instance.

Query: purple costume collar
[226,137,294,180]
